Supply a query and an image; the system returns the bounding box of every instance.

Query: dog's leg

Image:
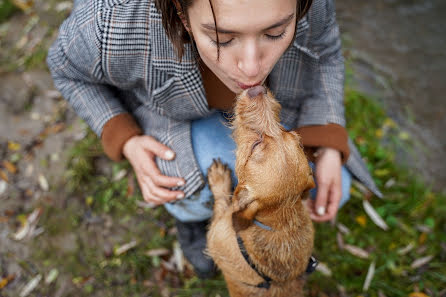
[207,159,232,218]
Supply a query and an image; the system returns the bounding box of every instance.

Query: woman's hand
[123,135,185,206]
[306,147,342,222]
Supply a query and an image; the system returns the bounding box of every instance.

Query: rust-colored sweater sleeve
[101,113,143,161]
[295,123,350,164]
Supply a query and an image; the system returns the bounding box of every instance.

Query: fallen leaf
[409,293,430,297]
[399,131,410,140]
[8,141,21,151]
[315,262,332,277]
[0,180,7,195]
[384,178,396,188]
[0,170,8,182]
[114,240,138,256]
[397,242,415,255]
[3,161,18,174]
[136,200,157,209]
[44,90,62,99]
[363,200,389,230]
[344,244,370,259]
[411,255,433,269]
[418,233,427,245]
[173,241,184,273]
[55,1,72,12]
[146,248,170,257]
[336,232,345,250]
[19,274,41,297]
[356,215,367,227]
[337,223,351,235]
[416,225,432,233]
[38,174,49,191]
[48,123,66,134]
[374,169,390,177]
[363,260,376,291]
[45,269,58,284]
[12,208,42,241]
[0,275,15,289]
[113,169,127,181]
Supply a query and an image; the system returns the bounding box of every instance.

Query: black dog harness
[236,220,318,289]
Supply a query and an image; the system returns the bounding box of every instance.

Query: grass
[22,64,444,296]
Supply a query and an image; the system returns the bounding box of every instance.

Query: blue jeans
[164,112,352,222]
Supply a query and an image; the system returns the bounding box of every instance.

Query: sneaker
[175,219,216,279]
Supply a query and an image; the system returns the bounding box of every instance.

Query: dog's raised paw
[207,159,232,200]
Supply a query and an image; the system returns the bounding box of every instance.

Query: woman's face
[187,0,297,93]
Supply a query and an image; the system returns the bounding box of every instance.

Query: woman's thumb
[141,136,175,160]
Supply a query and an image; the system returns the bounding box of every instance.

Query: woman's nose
[237,43,261,78]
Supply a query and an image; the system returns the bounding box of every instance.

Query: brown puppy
[207,86,316,297]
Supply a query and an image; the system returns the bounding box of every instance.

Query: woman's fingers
[143,158,185,188]
[139,135,176,161]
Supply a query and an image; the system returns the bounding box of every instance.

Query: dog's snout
[247,85,266,98]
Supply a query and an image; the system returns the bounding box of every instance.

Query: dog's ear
[301,172,316,200]
[232,185,260,220]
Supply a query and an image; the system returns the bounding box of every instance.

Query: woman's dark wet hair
[155,0,313,61]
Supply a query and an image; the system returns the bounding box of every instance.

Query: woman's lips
[237,81,262,90]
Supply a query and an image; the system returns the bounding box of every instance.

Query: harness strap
[237,234,272,289]
[236,234,319,290]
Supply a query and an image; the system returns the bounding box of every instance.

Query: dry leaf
[136,200,157,209]
[315,262,332,276]
[19,274,41,297]
[113,169,127,181]
[409,293,430,297]
[356,215,367,227]
[48,123,65,134]
[397,242,415,255]
[363,200,389,230]
[45,269,58,284]
[55,1,73,12]
[411,255,433,269]
[344,244,370,259]
[336,232,345,250]
[3,161,17,174]
[145,248,170,257]
[363,260,376,291]
[8,141,21,151]
[114,240,138,256]
[0,170,9,182]
[12,208,42,241]
[0,180,7,195]
[0,275,15,289]
[418,233,427,245]
[384,178,396,188]
[38,174,49,191]
[173,241,184,273]
[337,223,351,235]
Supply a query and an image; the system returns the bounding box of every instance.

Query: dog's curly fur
[207,87,315,297]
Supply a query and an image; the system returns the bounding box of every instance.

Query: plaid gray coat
[47,0,382,198]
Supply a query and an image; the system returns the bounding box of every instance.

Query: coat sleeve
[46,0,127,136]
[296,0,346,128]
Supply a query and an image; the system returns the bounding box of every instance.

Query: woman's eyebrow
[201,13,295,34]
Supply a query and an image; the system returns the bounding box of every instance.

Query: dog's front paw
[207,159,232,200]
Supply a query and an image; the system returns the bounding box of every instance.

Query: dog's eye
[251,139,262,151]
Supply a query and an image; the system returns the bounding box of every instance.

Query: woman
[47,0,381,278]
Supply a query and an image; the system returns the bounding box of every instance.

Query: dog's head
[231,86,315,220]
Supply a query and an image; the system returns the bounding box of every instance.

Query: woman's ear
[172,0,192,34]
[232,186,260,220]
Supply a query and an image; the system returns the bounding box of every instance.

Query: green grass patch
[0,0,19,23]
[37,71,445,296]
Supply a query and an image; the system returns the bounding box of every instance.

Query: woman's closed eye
[210,30,287,47]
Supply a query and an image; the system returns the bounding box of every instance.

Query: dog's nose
[247,85,266,98]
